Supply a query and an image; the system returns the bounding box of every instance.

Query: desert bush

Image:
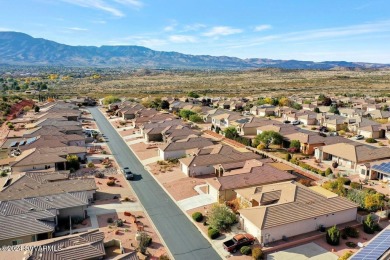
[240,246,251,255]
[344,226,359,238]
[365,138,377,143]
[192,212,203,222]
[95,172,104,178]
[207,228,220,239]
[87,162,95,168]
[252,247,264,260]
[107,180,115,186]
[339,251,353,260]
[350,182,361,189]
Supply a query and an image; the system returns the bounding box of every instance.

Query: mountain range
[0,31,389,70]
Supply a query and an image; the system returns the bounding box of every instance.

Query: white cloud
[92,20,107,24]
[254,24,272,32]
[203,26,243,37]
[0,27,12,31]
[66,27,88,31]
[113,0,143,8]
[164,25,175,32]
[169,35,197,43]
[183,23,206,32]
[62,0,124,17]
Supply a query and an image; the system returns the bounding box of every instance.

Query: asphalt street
[88,107,221,260]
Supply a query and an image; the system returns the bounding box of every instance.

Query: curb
[91,108,174,260]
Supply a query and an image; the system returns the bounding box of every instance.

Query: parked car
[292,120,301,125]
[354,135,364,140]
[122,167,134,180]
[223,233,255,253]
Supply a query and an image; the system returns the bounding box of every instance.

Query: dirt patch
[97,211,166,257]
[94,174,136,202]
[6,100,35,121]
[120,129,137,137]
[130,142,159,160]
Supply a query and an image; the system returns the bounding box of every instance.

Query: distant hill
[0,31,389,69]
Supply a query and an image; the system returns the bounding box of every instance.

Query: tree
[382,104,389,111]
[363,214,375,234]
[253,131,283,149]
[188,91,199,98]
[325,168,333,176]
[189,114,202,123]
[223,126,238,139]
[329,105,340,115]
[364,193,384,211]
[207,203,237,231]
[278,97,291,107]
[34,106,40,113]
[179,109,195,120]
[314,107,320,113]
[285,153,292,161]
[103,95,121,105]
[318,94,332,106]
[138,232,152,254]
[291,102,302,110]
[289,140,300,150]
[66,155,80,170]
[326,225,340,245]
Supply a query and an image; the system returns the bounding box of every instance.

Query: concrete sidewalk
[141,156,161,166]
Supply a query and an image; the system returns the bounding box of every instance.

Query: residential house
[0,172,96,246]
[238,181,357,244]
[234,117,278,136]
[315,142,390,174]
[206,159,296,202]
[0,230,106,260]
[211,113,242,130]
[140,119,185,142]
[250,105,276,117]
[365,109,390,119]
[158,137,214,160]
[320,114,347,131]
[358,125,386,139]
[179,145,259,177]
[10,146,87,172]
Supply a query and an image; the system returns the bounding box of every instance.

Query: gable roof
[239,182,357,230]
[160,137,214,152]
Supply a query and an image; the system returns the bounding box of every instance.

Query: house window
[360,169,366,176]
[12,239,23,245]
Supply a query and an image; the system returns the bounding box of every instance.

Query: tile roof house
[0,172,96,246]
[358,124,387,139]
[201,108,231,123]
[206,159,296,202]
[238,181,357,244]
[10,146,87,173]
[158,136,214,160]
[250,105,276,117]
[364,109,390,119]
[233,117,278,136]
[179,144,260,177]
[0,229,106,259]
[256,123,300,136]
[211,113,242,130]
[315,142,390,174]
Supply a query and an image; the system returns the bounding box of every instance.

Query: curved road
[88,107,221,260]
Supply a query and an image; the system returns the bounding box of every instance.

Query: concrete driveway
[267,242,338,260]
[177,194,216,211]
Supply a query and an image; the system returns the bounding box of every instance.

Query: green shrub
[114,219,124,227]
[95,172,104,178]
[107,217,113,223]
[338,177,351,185]
[192,212,204,222]
[0,171,7,177]
[350,182,361,189]
[240,246,251,255]
[326,226,340,246]
[107,180,115,186]
[252,247,264,260]
[363,215,375,234]
[325,168,332,176]
[87,162,95,168]
[344,226,359,238]
[285,153,292,161]
[208,228,220,239]
[365,138,377,143]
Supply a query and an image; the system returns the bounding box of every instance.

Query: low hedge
[208,228,220,239]
[240,246,251,255]
[365,138,377,143]
[192,212,203,222]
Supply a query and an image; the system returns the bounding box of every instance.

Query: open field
[55,69,390,97]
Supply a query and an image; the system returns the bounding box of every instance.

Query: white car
[292,120,301,125]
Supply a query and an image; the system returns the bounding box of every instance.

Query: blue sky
[1,0,390,62]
